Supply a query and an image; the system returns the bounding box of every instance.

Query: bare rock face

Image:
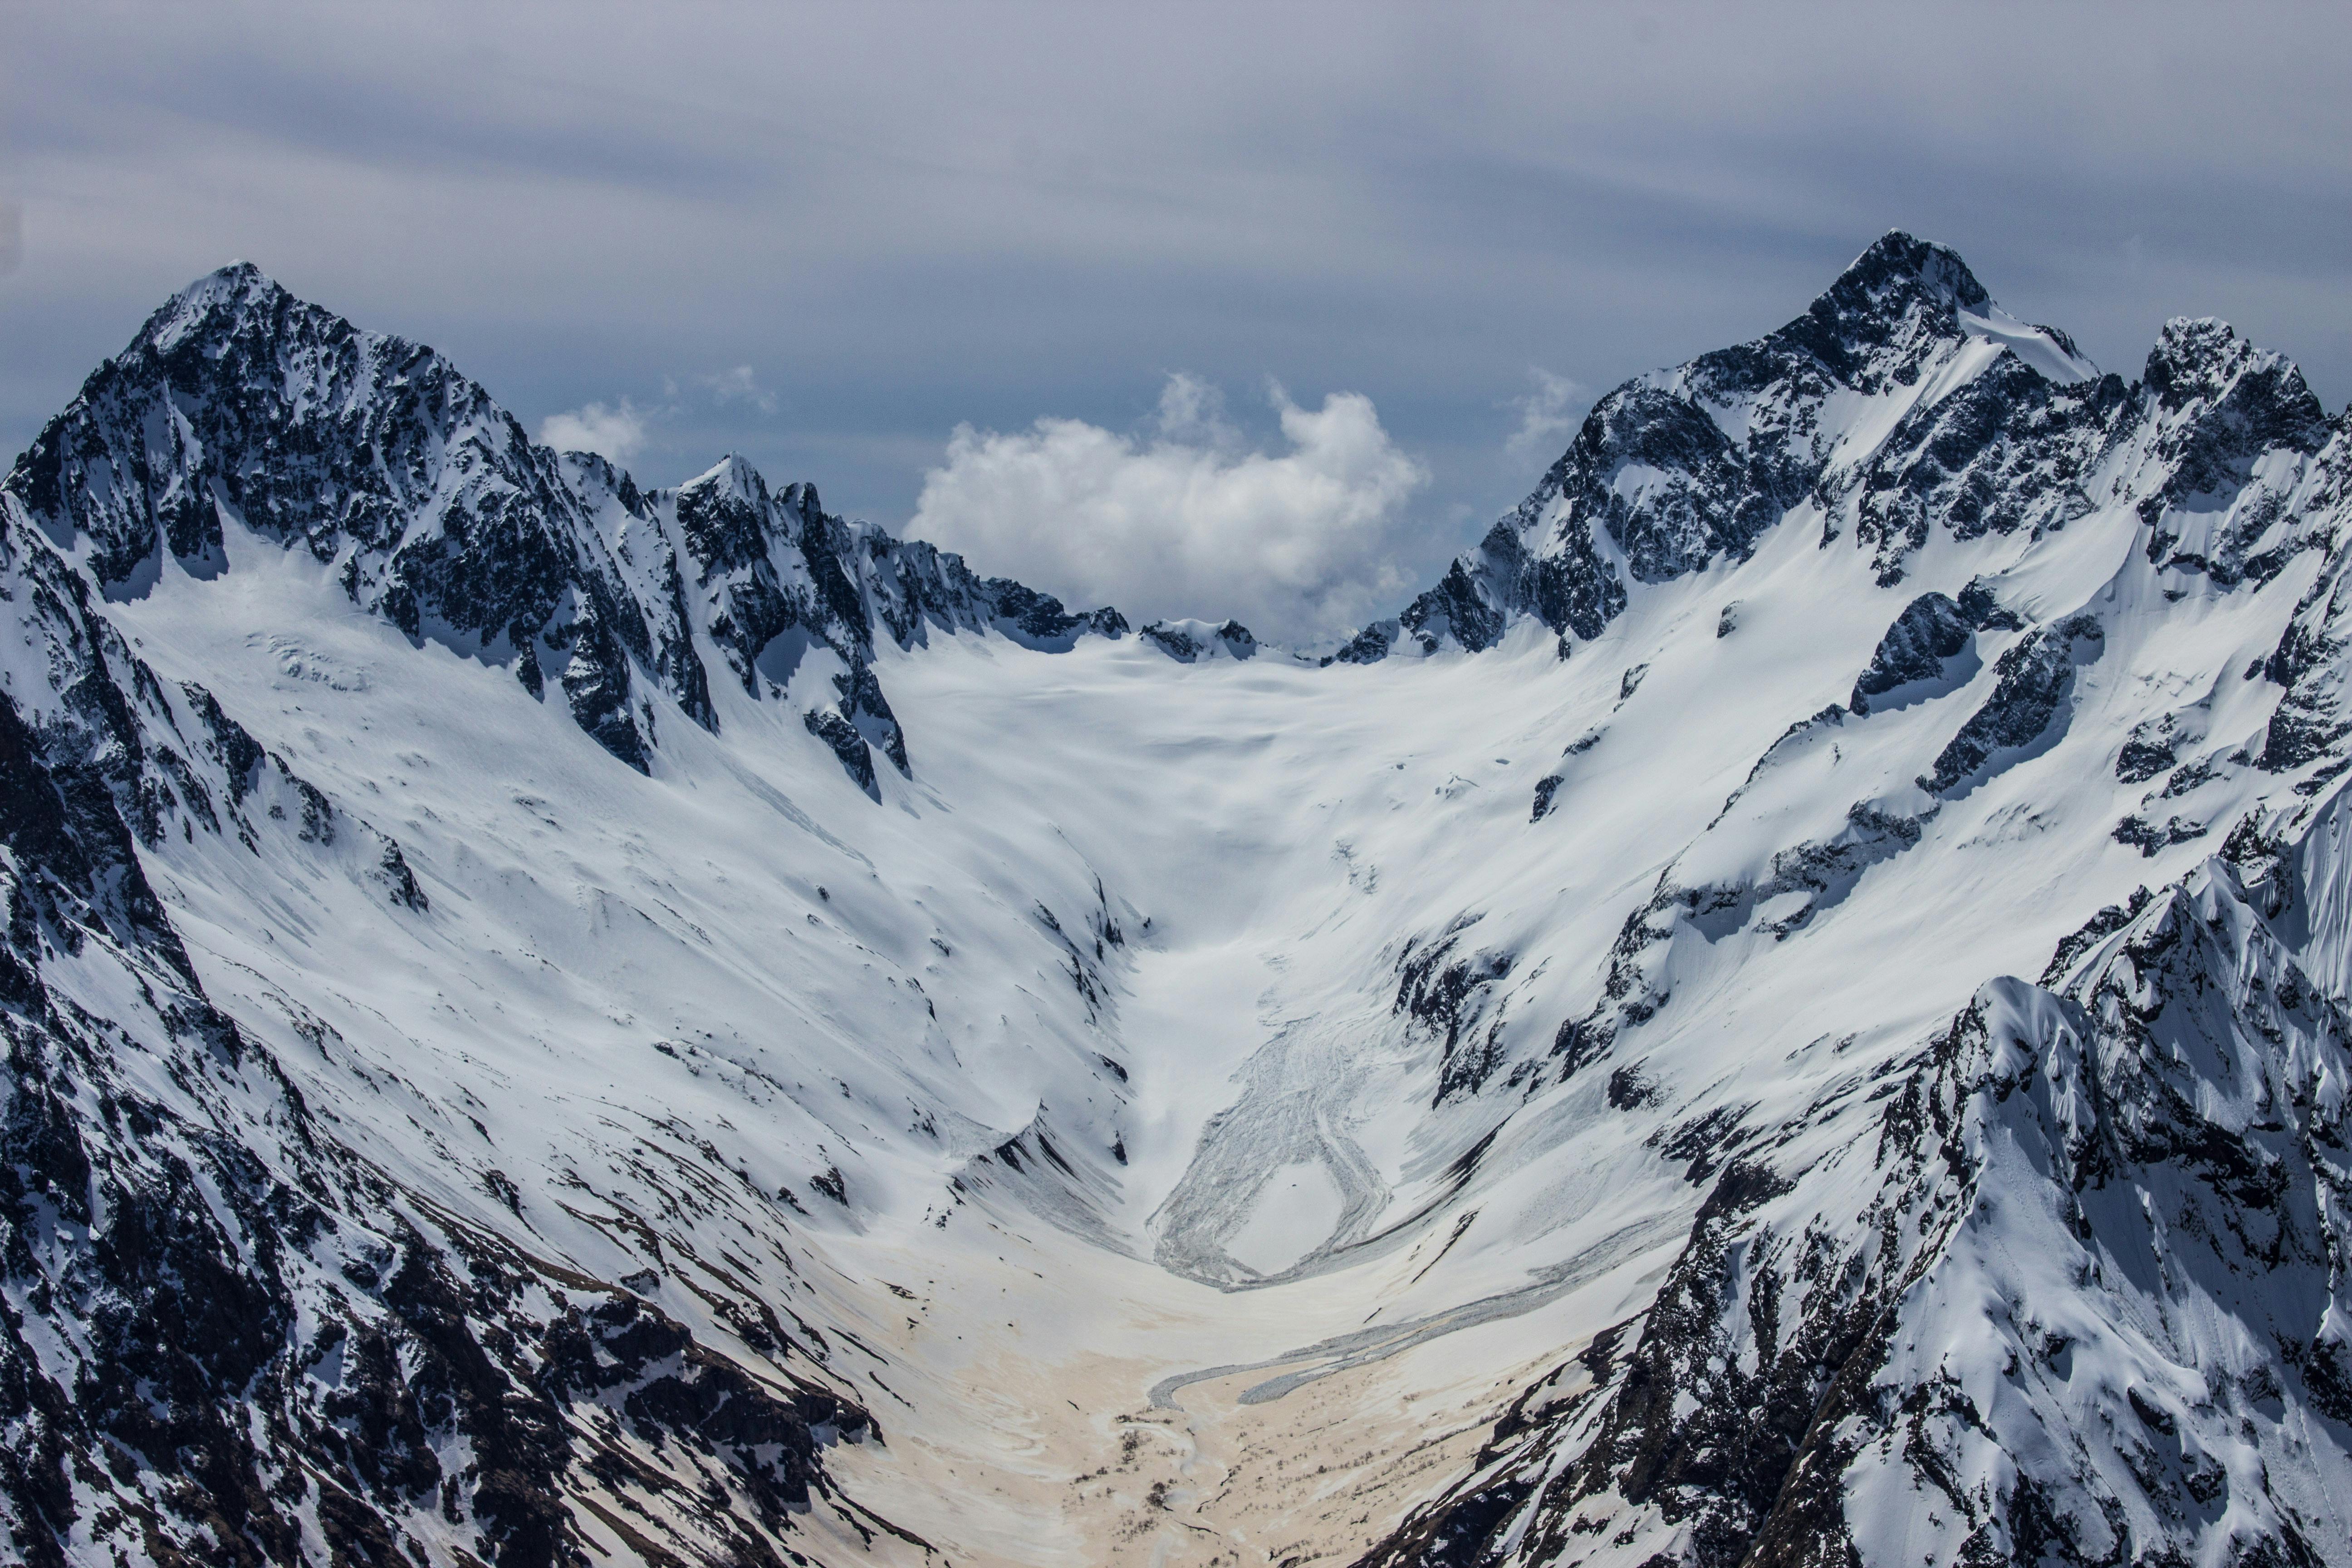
[1331,231,2340,672]
[1342,236,2352,1568]
[1847,591,1973,714]
[1921,613,2106,796]
[4,265,1125,793]
[1337,233,2025,659]
[1141,618,1258,662]
[6,265,681,771]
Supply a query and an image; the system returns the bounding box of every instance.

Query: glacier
[0,233,2348,1568]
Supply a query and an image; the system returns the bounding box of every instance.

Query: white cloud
[703,364,775,412]
[909,375,1428,643]
[538,398,648,464]
[1149,371,1241,449]
[1504,368,1588,465]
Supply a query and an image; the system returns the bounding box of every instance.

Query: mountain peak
[2141,314,2331,462]
[672,456,832,536]
[682,452,773,507]
[1816,230,1991,318]
[186,258,278,298]
[2145,315,2265,397]
[142,261,293,353]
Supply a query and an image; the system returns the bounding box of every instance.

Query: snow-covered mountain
[3,233,2351,1568]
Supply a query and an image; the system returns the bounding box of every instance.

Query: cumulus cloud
[538,399,649,464]
[908,376,1429,644]
[1504,368,1588,465]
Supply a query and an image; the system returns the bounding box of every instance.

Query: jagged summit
[674,451,781,502]
[1731,227,2014,395]
[1335,235,2317,664]
[1816,228,1991,319]
[2,269,1135,786]
[129,260,419,394]
[2145,314,2331,430]
[147,257,283,318]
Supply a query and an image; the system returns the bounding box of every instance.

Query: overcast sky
[5,2,2347,638]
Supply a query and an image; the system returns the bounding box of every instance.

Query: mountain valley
[2,233,2350,1568]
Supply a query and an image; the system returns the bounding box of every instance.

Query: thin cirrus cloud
[909,374,1428,644]
[1504,369,1589,466]
[702,364,775,413]
[537,367,776,464]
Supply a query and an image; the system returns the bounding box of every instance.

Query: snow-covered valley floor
[103,524,1707,1563]
[89,464,2303,1563]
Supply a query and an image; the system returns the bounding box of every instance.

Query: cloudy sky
[5,2,2347,640]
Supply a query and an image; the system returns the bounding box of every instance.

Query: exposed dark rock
[2,266,687,770]
[1847,592,1972,714]
[375,836,430,911]
[1141,619,1257,662]
[2116,735,2178,784]
[978,578,1128,648]
[804,709,879,795]
[1604,1063,1663,1111]
[2113,813,2209,857]
[1530,775,1563,821]
[1848,354,2130,585]
[1333,234,2334,694]
[1363,858,2352,1568]
[1921,613,2104,795]
[1401,557,1509,652]
[1328,619,1402,665]
[1396,935,1516,1103]
[1956,577,2025,631]
[1549,1018,1607,1082]
[2141,318,2331,524]
[2039,886,2151,985]
[3,268,1129,794]
[1344,233,2028,660]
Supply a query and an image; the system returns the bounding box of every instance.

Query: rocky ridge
[1336,233,2334,665]
[1341,237,2352,1568]
[3,265,1131,789]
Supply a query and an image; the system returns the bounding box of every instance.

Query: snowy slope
[1,234,2349,1568]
